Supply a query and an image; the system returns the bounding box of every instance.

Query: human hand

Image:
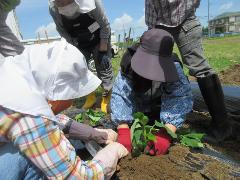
[93,128,118,144]
[93,142,128,180]
[117,128,132,152]
[145,128,172,155]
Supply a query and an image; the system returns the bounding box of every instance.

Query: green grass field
[112,35,240,76]
[202,35,240,72]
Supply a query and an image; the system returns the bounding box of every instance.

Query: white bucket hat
[0,39,101,122]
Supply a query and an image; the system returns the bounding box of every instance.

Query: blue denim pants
[0,143,45,180]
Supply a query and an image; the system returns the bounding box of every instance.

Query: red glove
[145,128,171,156]
[117,128,132,152]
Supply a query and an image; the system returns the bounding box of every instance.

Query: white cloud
[35,22,59,38]
[111,13,147,40]
[137,15,146,28]
[219,2,233,11]
[111,13,133,31]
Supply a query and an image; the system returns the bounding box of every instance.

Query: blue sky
[15,0,240,40]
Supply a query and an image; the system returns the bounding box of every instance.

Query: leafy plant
[178,129,205,148]
[85,109,105,126]
[130,112,204,157]
[74,109,105,126]
[131,112,154,157]
[75,113,84,123]
[131,112,177,157]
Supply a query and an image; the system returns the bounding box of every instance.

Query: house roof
[211,11,240,21]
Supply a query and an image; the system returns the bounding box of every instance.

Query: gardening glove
[145,128,172,156]
[117,128,132,152]
[94,128,117,144]
[69,120,117,144]
[98,51,110,69]
[93,142,128,180]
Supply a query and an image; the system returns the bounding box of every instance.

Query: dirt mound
[219,64,240,85]
[115,112,240,180]
[116,145,239,180]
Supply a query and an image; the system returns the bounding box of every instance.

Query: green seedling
[74,109,105,126]
[131,112,155,157]
[86,109,105,126]
[130,112,204,157]
[75,113,84,123]
[178,130,205,148]
[130,112,177,157]
[154,121,177,139]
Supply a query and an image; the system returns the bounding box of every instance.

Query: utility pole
[128,27,132,40]
[45,30,49,44]
[208,0,210,37]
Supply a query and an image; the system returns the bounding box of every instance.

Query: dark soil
[116,145,239,180]
[219,64,240,85]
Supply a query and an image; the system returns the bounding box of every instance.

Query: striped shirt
[145,0,200,27]
[0,106,104,179]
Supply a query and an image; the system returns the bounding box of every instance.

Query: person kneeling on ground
[0,39,128,180]
[111,29,193,155]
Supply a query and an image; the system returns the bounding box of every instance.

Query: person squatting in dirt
[0,0,24,58]
[49,0,114,113]
[111,29,193,155]
[145,0,232,143]
[0,39,128,180]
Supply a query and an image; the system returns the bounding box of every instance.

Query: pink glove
[69,120,117,144]
[93,142,128,180]
[145,129,172,155]
[117,128,132,152]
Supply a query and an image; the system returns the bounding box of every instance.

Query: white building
[209,11,240,35]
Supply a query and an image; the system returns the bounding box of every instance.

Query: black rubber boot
[197,74,232,143]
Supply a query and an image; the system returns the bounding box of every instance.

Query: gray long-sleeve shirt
[49,0,110,44]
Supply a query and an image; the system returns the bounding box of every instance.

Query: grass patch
[203,36,240,72]
[113,36,240,76]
